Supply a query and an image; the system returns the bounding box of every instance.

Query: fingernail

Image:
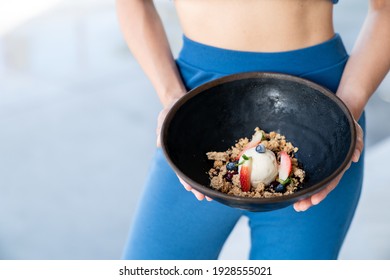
[293,205,301,212]
[353,151,360,162]
[312,196,320,205]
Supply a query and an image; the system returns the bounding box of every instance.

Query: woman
[117,0,390,259]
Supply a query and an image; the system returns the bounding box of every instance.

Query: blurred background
[0,0,389,260]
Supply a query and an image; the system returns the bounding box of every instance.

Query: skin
[116,0,390,211]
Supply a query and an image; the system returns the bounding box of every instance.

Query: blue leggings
[123,34,365,260]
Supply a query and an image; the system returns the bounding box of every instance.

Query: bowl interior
[162,73,355,211]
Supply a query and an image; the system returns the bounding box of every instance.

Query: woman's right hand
[156,97,212,202]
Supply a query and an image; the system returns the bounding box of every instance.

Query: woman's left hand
[293,119,364,212]
[155,96,213,202]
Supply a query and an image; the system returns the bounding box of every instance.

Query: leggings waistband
[178,34,348,75]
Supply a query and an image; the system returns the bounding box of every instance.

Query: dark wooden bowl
[161,72,356,211]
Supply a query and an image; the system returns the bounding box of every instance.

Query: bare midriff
[174,0,335,52]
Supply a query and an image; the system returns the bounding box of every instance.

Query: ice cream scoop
[238,147,278,186]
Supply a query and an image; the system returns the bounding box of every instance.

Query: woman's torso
[174,0,335,52]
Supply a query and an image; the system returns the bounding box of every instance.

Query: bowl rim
[161,72,357,205]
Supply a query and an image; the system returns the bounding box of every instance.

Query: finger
[345,161,352,171]
[156,133,161,147]
[156,109,168,147]
[353,142,363,163]
[178,176,192,191]
[294,158,350,212]
[310,186,332,206]
[352,122,364,162]
[353,135,363,162]
[205,196,213,202]
[191,189,205,200]
[155,120,161,147]
[293,198,313,212]
[310,173,343,205]
[178,176,206,200]
[352,149,360,163]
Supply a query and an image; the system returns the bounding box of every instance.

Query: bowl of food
[161,72,356,212]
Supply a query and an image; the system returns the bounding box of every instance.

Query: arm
[116,0,186,107]
[116,0,210,201]
[337,0,390,120]
[294,0,390,211]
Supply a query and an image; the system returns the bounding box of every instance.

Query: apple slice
[239,155,252,192]
[278,151,292,181]
[236,131,263,160]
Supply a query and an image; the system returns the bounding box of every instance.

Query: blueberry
[274,183,286,193]
[226,162,237,171]
[255,144,266,153]
[225,172,234,182]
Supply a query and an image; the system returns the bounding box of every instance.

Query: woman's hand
[293,119,364,212]
[178,176,213,201]
[295,0,390,211]
[156,97,213,202]
[297,0,390,212]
